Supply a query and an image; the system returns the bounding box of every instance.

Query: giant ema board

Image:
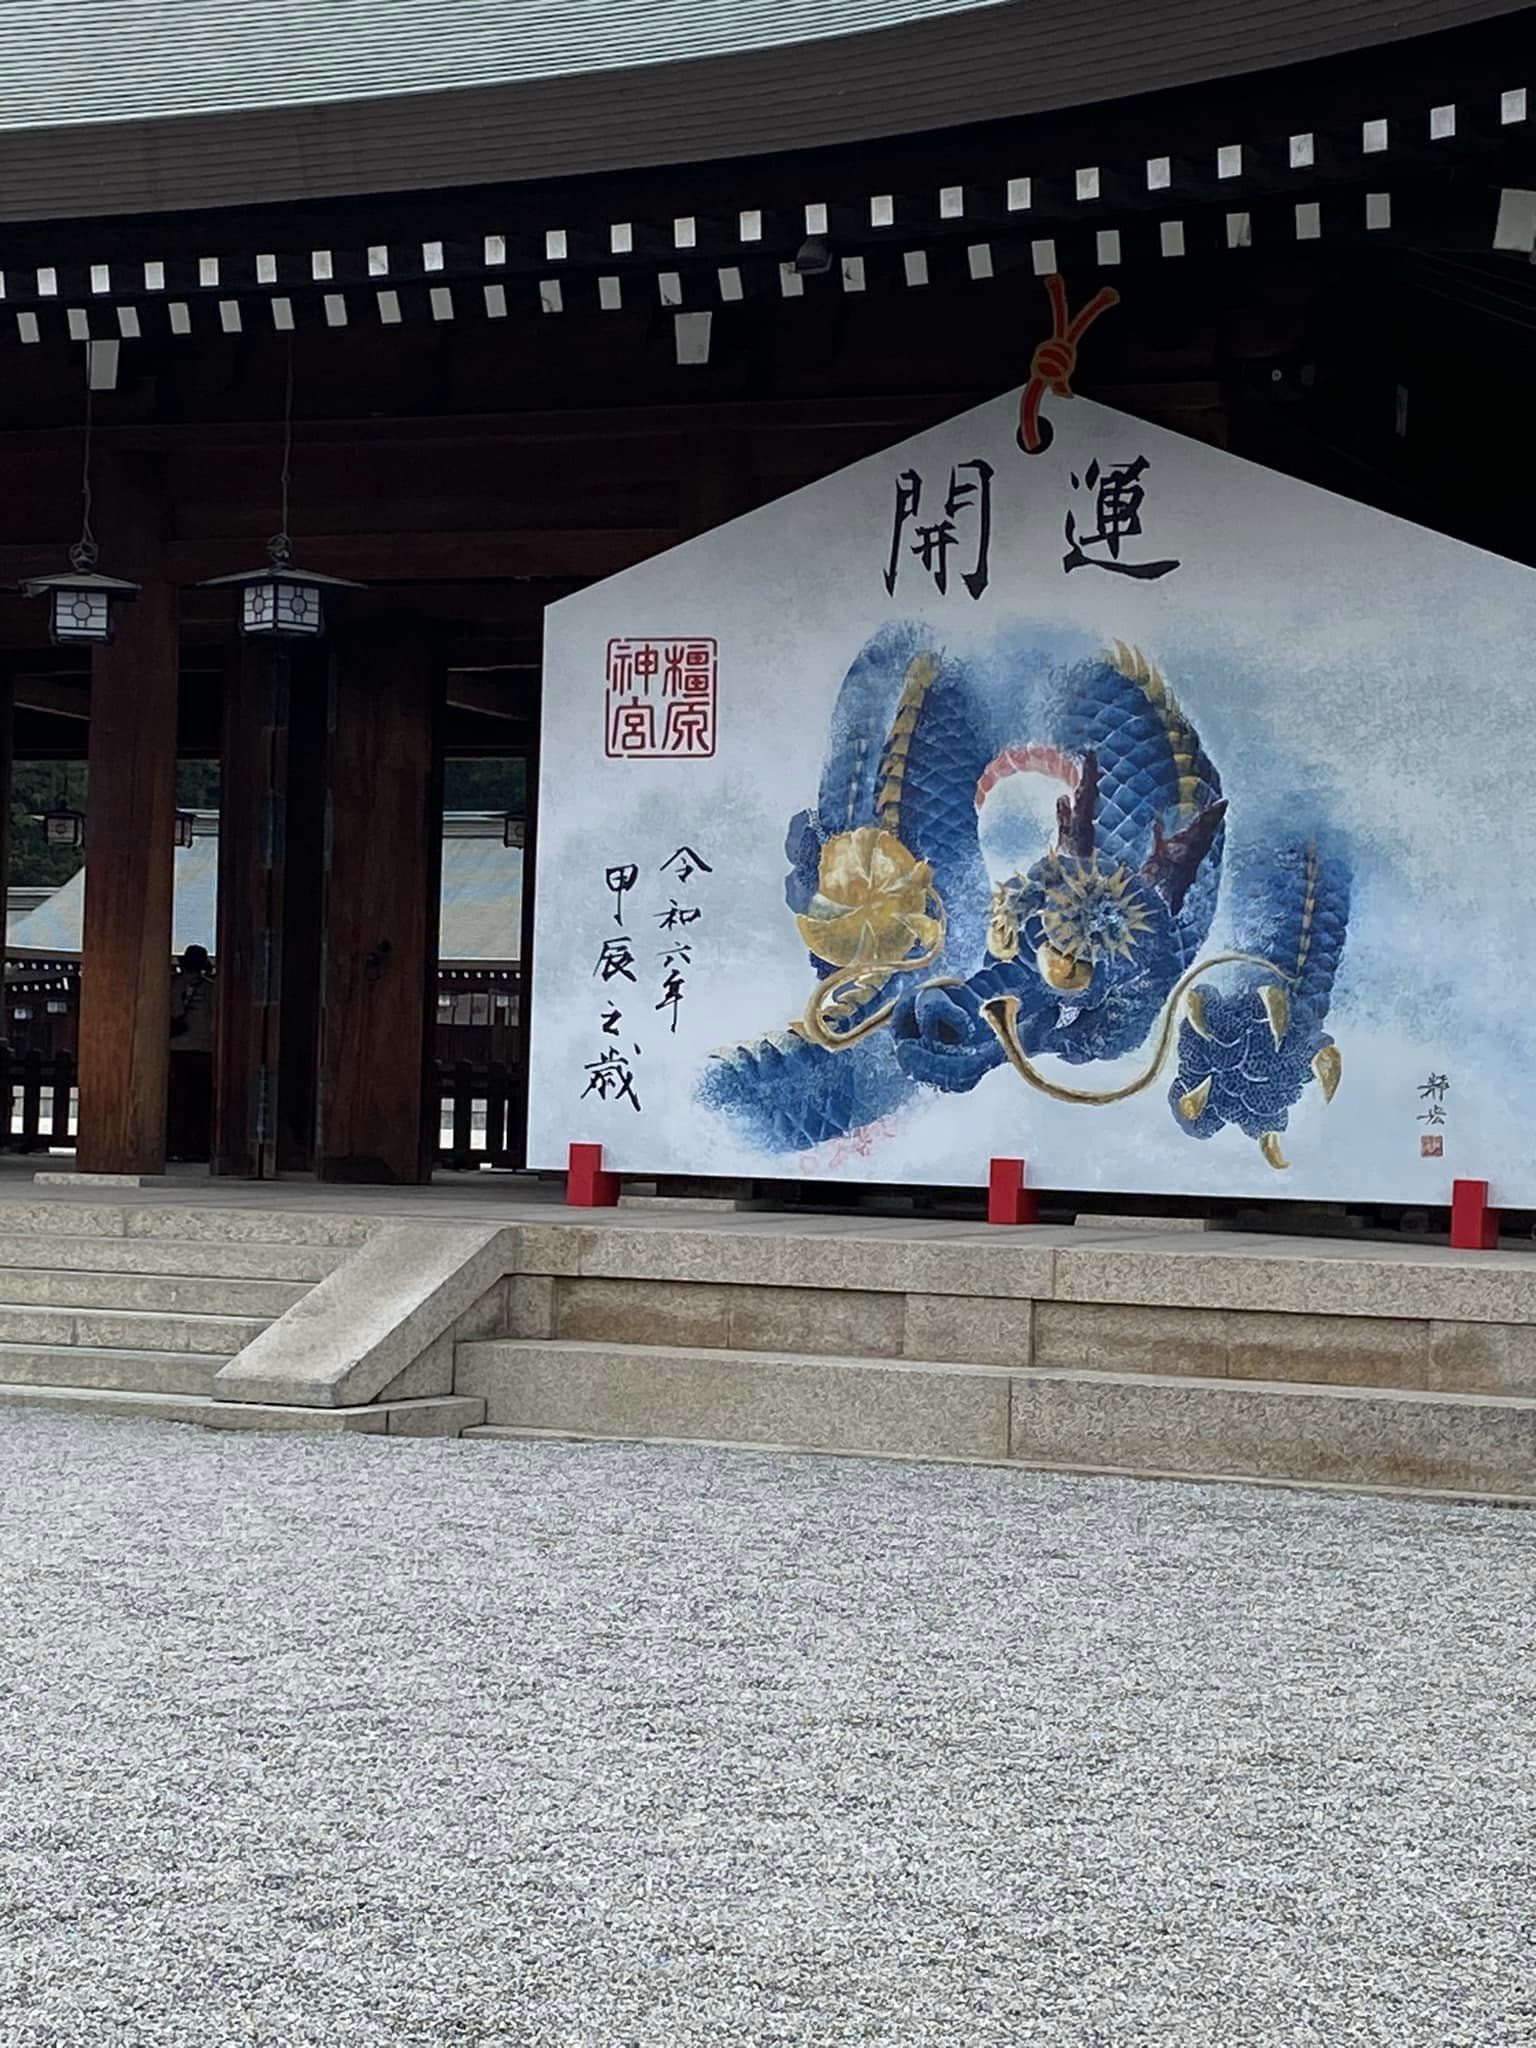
[530,385,1533,1204]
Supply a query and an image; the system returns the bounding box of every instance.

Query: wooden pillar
[0,670,13,992]
[317,622,442,1183]
[76,456,177,1177]
[275,659,328,1173]
[212,640,272,1176]
[212,640,330,1177]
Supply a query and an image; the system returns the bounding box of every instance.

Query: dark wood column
[317,621,442,1183]
[212,640,272,1176]
[76,456,177,1177]
[0,670,13,992]
[212,639,331,1177]
[275,657,329,1174]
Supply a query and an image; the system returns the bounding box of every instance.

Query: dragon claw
[1177,1074,1213,1121]
[1312,1043,1342,1102]
[1259,983,1289,1047]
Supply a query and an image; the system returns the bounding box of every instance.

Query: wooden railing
[0,1051,521,1167]
[433,1060,522,1169]
[1,1049,77,1151]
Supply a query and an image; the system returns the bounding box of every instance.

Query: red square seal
[1420,1134,1444,1158]
[605,637,717,759]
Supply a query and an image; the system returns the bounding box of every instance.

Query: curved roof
[0,0,1008,128]
[0,0,1520,220]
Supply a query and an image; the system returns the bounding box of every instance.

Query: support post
[568,1142,619,1207]
[317,620,442,1183]
[76,456,177,1176]
[988,1156,1040,1226]
[212,639,276,1177]
[275,651,329,1172]
[1450,1178,1499,1251]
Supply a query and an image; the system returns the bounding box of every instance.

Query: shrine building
[0,0,1530,1188]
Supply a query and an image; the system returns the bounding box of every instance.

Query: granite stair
[454,1231,1536,1501]
[0,1202,489,1437]
[458,1336,1536,1500]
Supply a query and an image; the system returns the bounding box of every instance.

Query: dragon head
[983,748,1229,1064]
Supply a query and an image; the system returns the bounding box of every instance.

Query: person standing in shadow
[167,945,215,1164]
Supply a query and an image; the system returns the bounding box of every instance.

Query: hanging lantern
[36,806,85,852]
[174,812,196,849]
[18,365,140,644]
[200,539,360,640]
[199,351,360,639]
[21,547,140,648]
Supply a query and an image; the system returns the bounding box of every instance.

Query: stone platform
[0,1169,1530,1502]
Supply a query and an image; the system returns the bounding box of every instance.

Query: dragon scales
[699,624,1350,1169]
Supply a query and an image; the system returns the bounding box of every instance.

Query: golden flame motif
[795,827,946,1051]
[795,827,943,969]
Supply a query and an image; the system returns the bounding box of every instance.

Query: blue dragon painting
[699,623,1350,1169]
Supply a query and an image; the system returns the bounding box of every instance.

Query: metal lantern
[201,355,361,640]
[201,541,360,641]
[174,812,196,850]
[37,806,85,852]
[21,546,140,647]
[503,815,527,850]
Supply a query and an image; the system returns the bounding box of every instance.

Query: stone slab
[507,1275,555,1339]
[0,1343,220,1397]
[555,1276,731,1349]
[902,1293,1034,1369]
[123,1207,377,1248]
[1428,1321,1536,1398]
[34,1172,151,1188]
[385,1395,486,1438]
[1074,1213,1209,1232]
[0,1235,342,1281]
[0,1382,483,1436]
[1033,1301,1441,1390]
[572,1225,1057,1300]
[457,1338,1010,1462]
[1053,1242,1536,1325]
[214,1223,518,1407]
[0,1268,310,1317]
[1008,1366,1536,1496]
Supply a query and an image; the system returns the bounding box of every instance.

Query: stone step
[0,1201,374,1249]
[0,1343,224,1396]
[0,1267,309,1316]
[458,1337,1009,1462]
[457,1339,1536,1499]
[0,1381,486,1436]
[0,1303,268,1355]
[519,1272,1536,1398]
[0,1234,342,1282]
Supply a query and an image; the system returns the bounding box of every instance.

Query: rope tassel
[1018,274,1120,454]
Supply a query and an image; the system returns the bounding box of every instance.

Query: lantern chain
[268,341,294,571]
[68,365,98,575]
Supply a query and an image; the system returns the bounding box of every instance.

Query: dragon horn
[1141,798,1227,916]
[1056,748,1098,860]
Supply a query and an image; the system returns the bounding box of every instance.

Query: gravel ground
[0,1413,1532,2048]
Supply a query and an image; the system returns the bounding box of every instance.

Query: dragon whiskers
[979,951,1289,1106]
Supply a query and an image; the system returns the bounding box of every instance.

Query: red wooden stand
[1449,1177,1498,1250]
[988,1156,1040,1226]
[567,1141,619,1207]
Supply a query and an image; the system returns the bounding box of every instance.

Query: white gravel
[0,1412,1532,2048]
